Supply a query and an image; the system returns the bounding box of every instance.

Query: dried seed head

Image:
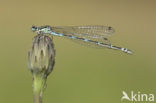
[28,35,55,77]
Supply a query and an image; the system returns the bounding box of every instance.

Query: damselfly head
[31,26,38,32]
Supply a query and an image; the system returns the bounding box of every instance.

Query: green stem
[34,92,42,103]
[33,74,46,103]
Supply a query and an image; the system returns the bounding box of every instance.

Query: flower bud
[28,35,55,77]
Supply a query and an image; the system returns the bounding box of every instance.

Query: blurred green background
[0,0,156,103]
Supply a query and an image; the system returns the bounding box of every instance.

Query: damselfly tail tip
[121,48,133,54]
[126,50,133,54]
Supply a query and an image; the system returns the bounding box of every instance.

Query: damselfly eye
[32,26,38,32]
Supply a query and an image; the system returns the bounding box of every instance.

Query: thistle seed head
[28,35,55,77]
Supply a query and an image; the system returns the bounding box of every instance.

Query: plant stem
[33,74,46,103]
[34,91,42,103]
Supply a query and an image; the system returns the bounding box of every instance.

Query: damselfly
[31,25,133,54]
